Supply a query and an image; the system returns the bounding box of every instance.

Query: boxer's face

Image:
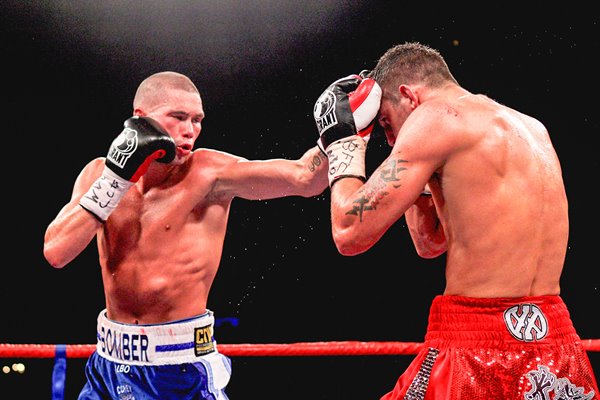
[378,85,414,147]
[378,91,403,147]
[145,89,204,165]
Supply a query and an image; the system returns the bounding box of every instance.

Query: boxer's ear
[399,85,418,109]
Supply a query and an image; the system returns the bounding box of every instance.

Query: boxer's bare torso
[43,73,328,325]
[47,146,327,324]
[47,145,327,325]
[331,86,568,298]
[92,150,238,324]
[426,92,568,297]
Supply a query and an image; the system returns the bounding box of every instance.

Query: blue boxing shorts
[78,309,231,400]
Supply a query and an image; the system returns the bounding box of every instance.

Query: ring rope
[1,339,599,358]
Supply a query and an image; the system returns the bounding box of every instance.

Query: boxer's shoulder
[189,148,244,164]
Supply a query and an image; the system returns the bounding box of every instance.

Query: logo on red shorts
[503,303,548,341]
[525,365,595,400]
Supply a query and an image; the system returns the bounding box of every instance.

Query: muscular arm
[330,105,458,256]
[43,159,104,268]
[330,151,433,255]
[214,146,329,200]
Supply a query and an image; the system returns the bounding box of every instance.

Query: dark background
[2,1,598,398]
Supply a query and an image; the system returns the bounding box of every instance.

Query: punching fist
[313,73,381,186]
[79,116,176,222]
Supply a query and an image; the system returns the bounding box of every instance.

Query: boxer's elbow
[413,237,447,259]
[43,242,70,269]
[44,253,67,269]
[415,245,446,259]
[332,225,373,256]
[335,242,364,256]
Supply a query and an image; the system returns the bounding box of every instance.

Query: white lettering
[114,364,130,373]
[99,328,150,362]
[117,384,133,394]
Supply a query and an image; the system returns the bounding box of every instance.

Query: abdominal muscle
[97,201,229,325]
[102,255,219,325]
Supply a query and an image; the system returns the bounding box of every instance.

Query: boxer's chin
[172,152,189,165]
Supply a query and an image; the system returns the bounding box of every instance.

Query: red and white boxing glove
[313,72,381,186]
[79,116,176,222]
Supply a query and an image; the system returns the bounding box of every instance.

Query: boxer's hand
[79,116,176,222]
[105,116,176,181]
[314,73,381,152]
[313,73,381,186]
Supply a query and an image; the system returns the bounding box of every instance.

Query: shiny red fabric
[381,295,599,400]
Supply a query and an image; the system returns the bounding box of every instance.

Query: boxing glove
[313,73,381,186]
[79,116,176,222]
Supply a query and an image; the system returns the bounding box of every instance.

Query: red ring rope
[1,339,598,358]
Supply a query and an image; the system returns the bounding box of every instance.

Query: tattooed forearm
[344,155,409,222]
[377,155,408,186]
[307,152,326,173]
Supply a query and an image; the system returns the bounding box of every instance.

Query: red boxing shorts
[381,295,599,400]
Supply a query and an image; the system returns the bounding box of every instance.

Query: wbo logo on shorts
[195,326,215,356]
[503,303,548,342]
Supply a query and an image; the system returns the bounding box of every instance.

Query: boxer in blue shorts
[43,71,334,398]
[80,310,231,399]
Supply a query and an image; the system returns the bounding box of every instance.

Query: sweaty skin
[330,83,568,298]
[44,72,328,324]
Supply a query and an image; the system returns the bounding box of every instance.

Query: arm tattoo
[345,155,408,222]
[308,152,326,173]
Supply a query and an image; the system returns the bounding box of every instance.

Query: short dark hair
[371,42,457,98]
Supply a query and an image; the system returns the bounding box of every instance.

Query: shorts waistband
[424,295,580,347]
[96,309,217,366]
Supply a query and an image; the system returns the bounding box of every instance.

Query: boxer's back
[439,94,569,297]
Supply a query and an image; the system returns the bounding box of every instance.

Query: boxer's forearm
[44,201,102,268]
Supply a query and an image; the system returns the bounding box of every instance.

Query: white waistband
[96,309,218,366]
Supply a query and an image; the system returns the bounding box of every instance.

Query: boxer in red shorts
[383,296,597,399]
[312,42,598,399]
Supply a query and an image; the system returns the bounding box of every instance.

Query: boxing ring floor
[1,340,598,399]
